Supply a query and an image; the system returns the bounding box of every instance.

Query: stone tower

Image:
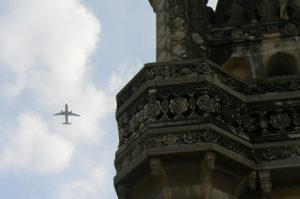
[114,0,300,198]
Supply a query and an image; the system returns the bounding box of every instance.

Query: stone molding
[115,128,300,176]
[115,60,300,179]
[207,21,300,44]
[116,60,300,109]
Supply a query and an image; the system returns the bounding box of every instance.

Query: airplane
[53,104,80,125]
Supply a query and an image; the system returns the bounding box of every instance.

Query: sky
[0,0,217,198]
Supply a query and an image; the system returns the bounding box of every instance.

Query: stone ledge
[115,125,300,180]
[116,59,300,110]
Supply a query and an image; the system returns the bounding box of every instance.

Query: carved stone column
[201,152,215,199]
[149,0,207,62]
[150,158,172,199]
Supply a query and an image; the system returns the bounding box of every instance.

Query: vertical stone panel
[152,0,206,62]
[156,0,171,61]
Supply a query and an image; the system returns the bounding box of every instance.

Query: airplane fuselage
[65,104,68,112]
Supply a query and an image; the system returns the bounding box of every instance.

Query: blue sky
[0,0,217,198]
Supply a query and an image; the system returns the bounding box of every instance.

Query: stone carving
[254,146,300,161]
[149,158,172,199]
[168,0,188,60]
[144,101,161,118]
[115,1,300,197]
[117,61,300,108]
[183,132,197,144]
[169,97,189,114]
[259,170,272,198]
[204,152,216,171]
[156,0,170,61]
[269,113,291,129]
[117,80,300,151]
[197,94,220,113]
[241,115,258,132]
[152,0,300,62]
[248,171,257,190]
[207,20,300,44]
[115,129,300,173]
[163,134,178,146]
[201,152,216,199]
[129,114,140,131]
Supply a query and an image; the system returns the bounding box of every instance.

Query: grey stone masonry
[150,0,206,62]
[114,1,300,198]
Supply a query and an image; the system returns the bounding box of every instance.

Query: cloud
[108,58,143,93]
[0,0,105,172]
[0,0,141,197]
[0,112,73,173]
[57,165,109,199]
[0,0,100,98]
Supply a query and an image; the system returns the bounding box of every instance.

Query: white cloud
[0,112,73,173]
[0,0,138,197]
[0,0,104,172]
[0,0,100,97]
[57,165,109,199]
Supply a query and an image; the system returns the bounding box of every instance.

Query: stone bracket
[259,170,272,199]
[150,158,172,199]
[201,152,216,199]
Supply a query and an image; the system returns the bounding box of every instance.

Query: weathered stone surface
[151,0,208,61]
[114,1,300,198]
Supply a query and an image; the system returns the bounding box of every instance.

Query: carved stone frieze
[115,130,252,173]
[117,80,300,152]
[115,129,300,174]
[207,21,300,44]
[116,60,300,108]
[254,146,300,161]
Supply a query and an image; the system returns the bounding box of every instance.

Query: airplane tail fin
[63,122,72,125]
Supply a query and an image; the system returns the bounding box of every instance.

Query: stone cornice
[116,59,300,111]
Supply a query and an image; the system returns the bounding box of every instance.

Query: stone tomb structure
[114,0,300,198]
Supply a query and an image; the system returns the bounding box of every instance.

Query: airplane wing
[69,112,80,116]
[53,112,66,116]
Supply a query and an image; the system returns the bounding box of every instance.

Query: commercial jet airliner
[53,104,80,125]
